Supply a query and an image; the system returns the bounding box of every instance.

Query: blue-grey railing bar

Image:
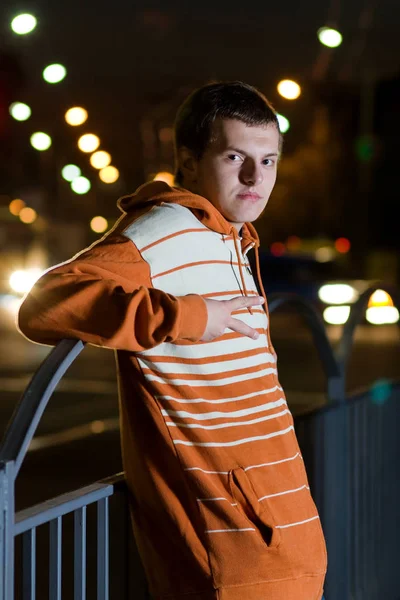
[0,460,15,600]
[15,480,115,535]
[49,517,62,600]
[22,527,36,600]
[74,506,87,600]
[267,292,344,401]
[0,339,85,475]
[336,283,400,374]
[97,498,109,600]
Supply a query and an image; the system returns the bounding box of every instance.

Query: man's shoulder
[122,203,206,252]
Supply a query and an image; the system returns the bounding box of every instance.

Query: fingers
[227,317,260,340]
[227,295,265,312]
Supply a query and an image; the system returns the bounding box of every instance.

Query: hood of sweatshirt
[117,181,260,253]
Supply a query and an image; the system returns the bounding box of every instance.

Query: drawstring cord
[232,228,253,314]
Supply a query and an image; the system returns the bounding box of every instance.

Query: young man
[19,82,327,600]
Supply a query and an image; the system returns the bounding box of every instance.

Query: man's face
[185,118,280,231]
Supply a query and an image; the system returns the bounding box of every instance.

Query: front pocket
[228,467,281,549]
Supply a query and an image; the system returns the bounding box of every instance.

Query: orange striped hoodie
[18,181,327,600]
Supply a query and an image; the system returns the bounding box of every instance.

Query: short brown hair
[174,81,280,185]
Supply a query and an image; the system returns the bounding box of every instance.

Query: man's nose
[240,161,263,186]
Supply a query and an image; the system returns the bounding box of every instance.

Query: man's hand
[200,296,265,342]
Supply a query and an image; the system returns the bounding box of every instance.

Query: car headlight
[366,290,399,325]
[9,268,43,294]
[323,305,351,325]
[318,283,358,305]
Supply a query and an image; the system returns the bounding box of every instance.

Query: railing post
[0,460,15,600]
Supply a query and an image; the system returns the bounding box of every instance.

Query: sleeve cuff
[177,294,208,341]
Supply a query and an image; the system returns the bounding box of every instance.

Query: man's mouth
[237,192,262,201]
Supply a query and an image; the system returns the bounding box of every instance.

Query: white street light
[11,14,37,35]
[78,134,100,153]
[62,164,81,182]
[65,107,88,126]
[90,151,111,169]
[71,176,91,194]
[277,114,290,133]
[99,166,119,183]
[277,79,301,100]
[43,64,67,84]
[9,102,31,121]
[317,27,343,48]
[30,132,52,151]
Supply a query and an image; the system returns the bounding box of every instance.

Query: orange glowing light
[270,242,286,256]
[335,237,351,253]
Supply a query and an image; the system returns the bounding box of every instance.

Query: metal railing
[0,285,399,599]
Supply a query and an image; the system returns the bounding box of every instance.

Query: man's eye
[227,154,241,161]
[262,158,273,166]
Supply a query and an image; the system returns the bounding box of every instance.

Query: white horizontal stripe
[146,366,277,388]
[157,385,282,406]
[138,351,275,377]
[197,497,227,502]
[153,265,256,297]
[173,425,294,447]
[276,516,320,529]
[206,528,255,533]
[162,398,287,421]
[184,467,230,474]
[244,452,300,471]
[141,333,269,360]
[259,484,310,501]
[166,409,290,430]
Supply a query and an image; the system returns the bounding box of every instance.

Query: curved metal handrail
[268,292,344,402]
[335,282,400,380]
[0,339,85,475]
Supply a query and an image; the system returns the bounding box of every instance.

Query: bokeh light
[318,27,343,48]
[9,199,26,216]
[71,177,91,194]
[99,166,119,183]
[43,64,67,84]
[78,134,100,153]
[318,283,357,305]
[9,269,42,294]
[9,102,31,121]
[19,207,37,224]
[65,107,88,126]
[153,171,174,186]
[277,79,301,100]
[61,164,81,182]
[277,113,290,133]
[270,242,286,256]
[30,132,52,151]
[323,305,351,325]
[90,151,111,169]
[335,237,351,253]
[368,290,394,308]
[11,14,37,35]
[90,216,108,233]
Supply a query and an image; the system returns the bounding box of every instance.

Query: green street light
[9,102,31,121]
[277,114,290,133]
[43,64,67,84]
[71,176,91,194]
[317,27,343,48]
[30,132,52,151]
[11,13,37,35]
[62,164,81,182]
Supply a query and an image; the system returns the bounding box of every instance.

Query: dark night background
[0,0,399,276]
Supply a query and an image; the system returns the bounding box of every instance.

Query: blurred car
[255,251,399,326]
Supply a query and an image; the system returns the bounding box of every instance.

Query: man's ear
[177,147,198,187]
